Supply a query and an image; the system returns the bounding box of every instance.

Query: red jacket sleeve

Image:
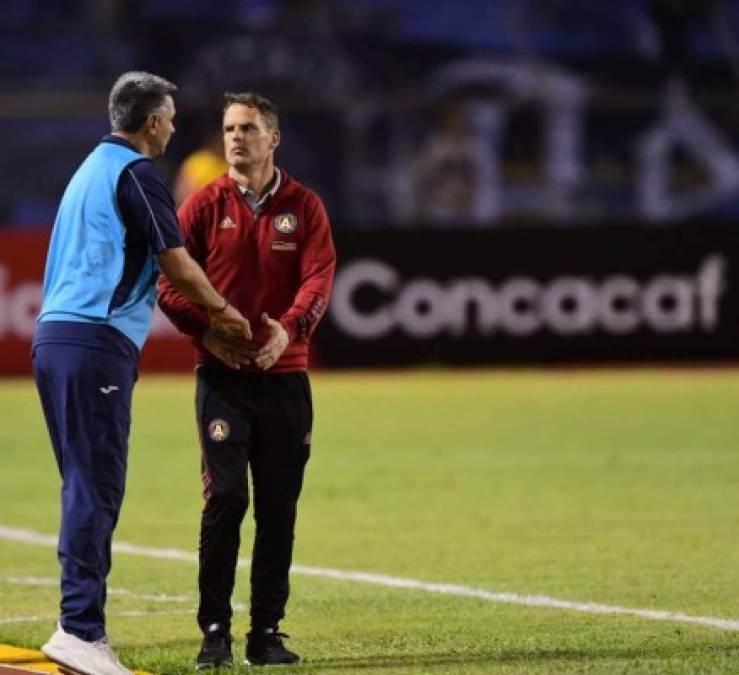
[279,193,336,342]
[156,196,210,341]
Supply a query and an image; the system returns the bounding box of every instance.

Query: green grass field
[0,369,737,674]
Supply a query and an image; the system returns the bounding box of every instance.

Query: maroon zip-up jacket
[157,169,336,372]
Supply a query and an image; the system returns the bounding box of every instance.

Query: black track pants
[195,366,312,632]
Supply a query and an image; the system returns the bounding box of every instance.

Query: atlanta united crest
[208,418,230,442]
[273,212,298,234]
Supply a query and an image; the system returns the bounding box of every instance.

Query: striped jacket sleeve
[279,193,336,342]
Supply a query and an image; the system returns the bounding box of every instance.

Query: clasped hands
[203,312,289,371]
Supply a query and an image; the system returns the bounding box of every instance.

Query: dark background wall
[3,1,739,370]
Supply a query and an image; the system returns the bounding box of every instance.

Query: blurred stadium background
[1,1,739,673]
[3,0,739,372]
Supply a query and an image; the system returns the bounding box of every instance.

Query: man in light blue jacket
[33,71,252,675]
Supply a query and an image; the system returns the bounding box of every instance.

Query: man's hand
[253,313,289,370]
[158,248,252,341]
[202,328,256,370]
[207,302,252,341]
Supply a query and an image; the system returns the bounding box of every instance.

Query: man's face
[151,95,176,156]
[223,104,279,170]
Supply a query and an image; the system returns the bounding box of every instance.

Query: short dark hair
[109,71,177,133]
[223,92,279,130]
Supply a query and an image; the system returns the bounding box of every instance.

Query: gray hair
[108,71,177,132]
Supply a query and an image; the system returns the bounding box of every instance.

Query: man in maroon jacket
[157,92,335,669]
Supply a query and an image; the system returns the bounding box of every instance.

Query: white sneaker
[41,623,132,675]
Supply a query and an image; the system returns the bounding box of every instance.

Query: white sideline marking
[0,609,195,626]
[1,524,737,632]
[5,576,190,604]
[2,574,247,612]
[0,615,50,625]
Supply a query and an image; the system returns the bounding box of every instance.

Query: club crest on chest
[273,212,298,234]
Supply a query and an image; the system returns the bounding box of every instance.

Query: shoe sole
[41,647,91,675]
[43,646,130,675]
[57,667,88,675]
[196,664,233,671]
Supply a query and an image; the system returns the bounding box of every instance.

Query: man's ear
[147,113,159,135]
[271,129,281,150]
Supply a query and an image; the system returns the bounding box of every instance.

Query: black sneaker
[245,627,300,666]
[196,625,233,670]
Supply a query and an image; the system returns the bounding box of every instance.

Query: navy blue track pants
[32,342,137,641]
